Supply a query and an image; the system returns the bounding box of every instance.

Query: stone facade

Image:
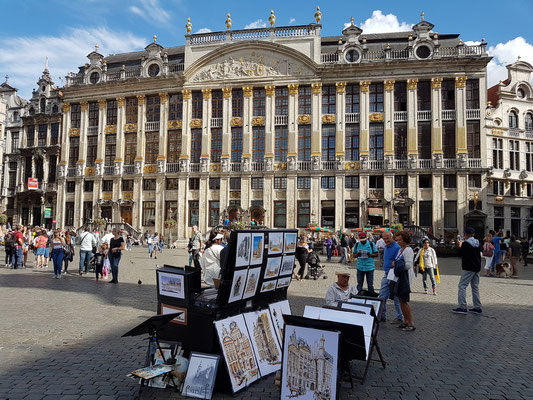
[56,14,491,239]
[486,60,533,237]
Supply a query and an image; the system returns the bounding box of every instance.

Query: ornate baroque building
[57,11,490,239]
[486,60,533,238]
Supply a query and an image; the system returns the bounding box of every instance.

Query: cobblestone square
[1,247,532,399]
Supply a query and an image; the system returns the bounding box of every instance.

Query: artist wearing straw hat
[325,270,358,306]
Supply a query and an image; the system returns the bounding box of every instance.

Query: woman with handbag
[414,239,438,295]
[62,231,74,274]
[392,231,416,331]
[108,228,126,284]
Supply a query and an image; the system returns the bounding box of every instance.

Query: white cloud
[486,37,533,87]
[244,19,267,29]
[346,10,412,33]
[0,27,145,98]
[129,0,171,25]
[289,18,296,24]
[195,28,212,34]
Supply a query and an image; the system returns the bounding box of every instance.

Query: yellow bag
[435,265,441,284]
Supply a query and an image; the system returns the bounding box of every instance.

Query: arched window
[526,113,533,131]
[509,110,518,129]
[40,98,46,113]
[52,104,59,114]
[29,107,35,116]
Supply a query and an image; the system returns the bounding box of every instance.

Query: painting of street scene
[243,310,282,376]
[250,233,264,265]
[158,272,185,299]
[264,257,282,279]
[268,232,283,254]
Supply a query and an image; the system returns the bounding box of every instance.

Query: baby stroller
[306,251,327,280]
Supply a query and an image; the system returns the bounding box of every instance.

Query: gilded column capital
[98,99,107,109]
[311,82,322,94]
[182,89,192,99]
[62,102,71,112]
[116,97,126,107]
[159,92,169,103]
[222,87,232,98]
[431,77,443,89]
[80,101,89,111]
[359,81,371,92]
[265,85,275,96]
[407,79,419,90]
[136,94,146,105]
[335,82,346,93]
[455,76,467,88]
[201,88,211,99]
[384,80,395,91]
[288,84,299,95]
[243,86,253,97]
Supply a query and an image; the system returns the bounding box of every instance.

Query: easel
[122,313,183,397]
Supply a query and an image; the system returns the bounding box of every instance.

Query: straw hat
[335,270,351,277]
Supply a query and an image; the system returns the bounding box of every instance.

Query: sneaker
[424,289,428,294]
[390,318,403,325]
[433,290,437,296]
[469,308,482,314]
[52,274,57,279]
[57,274,61,279]
[452,308,468,314]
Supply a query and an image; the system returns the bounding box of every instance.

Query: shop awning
[368,207,384,216]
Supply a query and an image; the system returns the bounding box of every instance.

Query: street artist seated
[325,270,358,306]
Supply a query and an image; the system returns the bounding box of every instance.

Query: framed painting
[159,303,187,326]
[158,271,185,300]
[181,352,220,399]
[263,256,282,280]
[250,233,265,266]
[228,268,249,303]
[268,300,292,347]
[268,232,284,255]
[243,310,282,377]
[242,267,261,300]
[235,233,251,267]
[279,255,295,277]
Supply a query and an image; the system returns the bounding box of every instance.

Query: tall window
[526,142,533,172]
[252,126,265,162]
[211,128,222,163]
[526,113,533,131]
[275,126,288,162]
[125,133,136,165]
[275,87,288,115]
[209,201,220,227]
[167,130,181,163]
[190,128,202,163]
[211,90,223,119]
[418,122,432,159]
[346,84,360,113]
[107,100,117,125]
[345,201,359,229]
[209,178,220,190]
[27,125,35,147]
[143,201,156,226]
[86,134,97,167]
[442,121,456,159]
[298,86,311,115]
[168,93,183,120]
[103,180,113,192]
[298,125,311,161]
[322,85,336,114]
[322,125,336,161]
[493,181,504,195]
[251,177,264,190]
[444,201,457,229]
[88,102,98,127]
[419,201,433,228]
[298,177,311,189]
[188,201,199,227]
[166,179,179,190]
[274,201,287,228]
[146,96,160,123]
[143,179,156,190]
[192,92,202,119]
[105,135,116,166]
[38,124,47,146]
[126,97,138,124]
[51,123,59,145]
[321,176,335,189]
[467,121,481,158]
[274,177,287,190]
[369,83,384,113]
[122,180,134,192]
[71,103,81,128]
[466,79,480,109]
[444,174,457,189]
[232,89,243,117]
[395,175,408,188]
[10,131,19,152]
[231,127,242,162]
[345,124,359,161]
[230,177,241,190]
[145,132,159,164]
[510,140,520,170]
[441,79,455,110]
[394,123,407,159]
[253,88,266,116]
[48,155,57,182]
[492,138,503,169]
[509,111,518,129]
[297,201,310,228]
[417,81,431,110]
[65,202,75,226]
[345,176,359,189]
[468,174,481,188]
[40,97,46,113]
[369,124,384,160]
[394,82,407,111]
[69,137,79,166]
[189,178,200,190]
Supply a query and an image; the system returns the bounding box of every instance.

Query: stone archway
[249,206,265,225]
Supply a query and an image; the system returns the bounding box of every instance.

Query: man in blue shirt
[378,231,403,323]
[490,229,502,272]
[354,232,378,293]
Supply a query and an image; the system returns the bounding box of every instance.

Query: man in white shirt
[325,270,358,306]
[78,230,97,275]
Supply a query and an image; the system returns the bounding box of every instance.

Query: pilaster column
[431,78,443,164]
[265,85,275,163]
[242,86,253,161]
[432,173,443,235]
[384,80,395,160]
[180,89,192,171]
[200,88,211,172]
[407,79,419,161]
[287,174,297,228]
[158,92,169,172]
[287,84,299,163]
[60,102,71,164]
[359,81,370,162]
[155,175,165,233]
[95,99,107,172]
[221,88,232,171]
[115,97,125,170]
[46,123,51,147]
[311,82,322,168]
[335,82,346,168]
[135,95,146,174]
[78,101,89,164]
[457,172,468,230]
[455,76,468,159]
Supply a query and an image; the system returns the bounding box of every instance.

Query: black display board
[156,266,200,307]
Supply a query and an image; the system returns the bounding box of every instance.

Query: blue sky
[1,0,532,98]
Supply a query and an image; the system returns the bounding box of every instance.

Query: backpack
[6,233,16,249]
[483,242,494,257]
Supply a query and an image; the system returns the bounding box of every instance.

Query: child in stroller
[305,251,327,280]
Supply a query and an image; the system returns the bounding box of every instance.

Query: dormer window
[52,104,59,114]
[42,86,46,92]
[148,63,160,77]
[40,98,46,113]
[415,45,432,59]
[345,49,360,63]
[29,108,35,116]
[89,71,100,84]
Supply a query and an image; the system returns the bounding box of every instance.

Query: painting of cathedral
[243,310,282,377]
[268,300,291,347]
[214,315,259,393]
[281,325,339,400]
[235,233,251,267]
